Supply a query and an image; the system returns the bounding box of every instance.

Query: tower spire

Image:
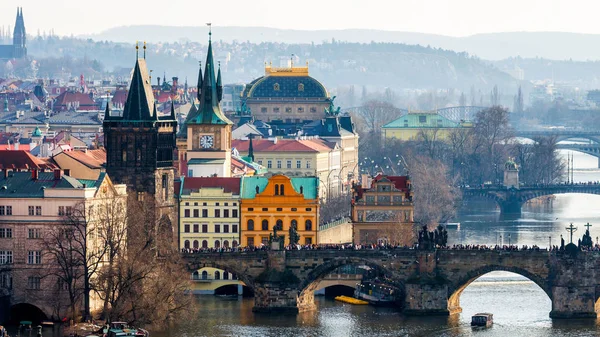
[216,61,223,102]
[197,61,202,100]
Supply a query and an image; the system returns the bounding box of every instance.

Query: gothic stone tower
[12,7,26,58]
[103,54,177,241]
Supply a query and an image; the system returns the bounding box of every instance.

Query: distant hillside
[24,37,517,93]
[87,26,600,61]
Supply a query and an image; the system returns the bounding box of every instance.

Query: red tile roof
[0,150,56,170]
[231,157,256,176]
[232,138,335,153]
[53,91,98,111]
[182,177,241,195]
[373,174,410,191]
[59,149,106,169]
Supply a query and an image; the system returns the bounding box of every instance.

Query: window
[224,224,229,233]
[216,203,220,206]
[233,203,237,206]
[202,209,208,217]
[298,83,304,91]
[296,160,301,169]
[273,83,280,91]
[275,220,283,230]
[0,228,12,238]
[185,202,189,206]
[193,224,199,233]
[306,208,312,211]
[224,203,228,206]
[215,240,221,249]
[232,209,238,218]
[291,208,297,212]
[27,277,41,290]
[233,240,238,248]
[232,224,238,233]
[202,240,208,248]
[193,209,199,217]
[291,219,298,229]
[36,206,42,216]
[310,107,317,113]
[28,251,42,264]
[215,210,221,218]
[419,115,427,123]
[59,206,65,216]
[0,206,4,215]
[262,208,268,211]
[281,185,285,195]
[5,206,10,215]
[193,240,199,249]
[285,107,292,113]
[247,220,254,230]
[275,185,279,195]
[184,224,190,233]
[203,202,207,206]
[215,225,220,233]
[273,107,280,113]
[224,210,229,218]
[247,237,255,246]
[215,270,221,280]
[184,240,190,249]
[261,237,269,245]
[305,237,313,245]
[297,107,304,113]
[0,273,11,289]
[267,160,272,169]
[306,161,311,169]
[277,160,282,169]
[0,251,12,264]
[258,160,263,165]
[277,208,283,212]
[261,107,268,113]
[28,228,41,239]
[202,270,208,279]
[194,202,198,206]
[305,220,313,231]
[66,206,72,216]
[28,206,34,216]
[287,160,292,169]
[248,208,254,211]
[262,220,269,231]
[202,224,208,233]
[184,209,190,217]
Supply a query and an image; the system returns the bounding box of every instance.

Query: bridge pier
[550,286,598,319]
[500,200,522,215]
[404,283,457,316]
[252,283,315,313]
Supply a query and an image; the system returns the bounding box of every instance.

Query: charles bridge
[184,248,600,319]
[462,184,600,214]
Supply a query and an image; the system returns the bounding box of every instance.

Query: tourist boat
[354,279,399,306]
[471,313,493,327]
[444,222,461,229]
[105,322,149,337]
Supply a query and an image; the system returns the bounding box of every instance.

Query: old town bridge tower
[103,51,177,241]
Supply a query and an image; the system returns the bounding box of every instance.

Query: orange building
[240,175,319,247]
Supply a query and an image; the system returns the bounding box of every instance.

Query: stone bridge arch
[447,265,551,314]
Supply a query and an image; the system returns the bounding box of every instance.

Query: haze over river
[152,150,600,336]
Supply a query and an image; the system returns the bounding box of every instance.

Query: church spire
[197,61,202,101]
[216,61,223,102]
[121,56,156,121]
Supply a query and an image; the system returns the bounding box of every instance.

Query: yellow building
[382,111,472,141]
[178,177,241,250]
[240,175,319,246]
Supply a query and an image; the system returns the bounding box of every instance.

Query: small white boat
[471,312,493,327]
[445,222,461,229]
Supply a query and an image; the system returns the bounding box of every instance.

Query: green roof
[188,158,225,165]
[241,176,318,199]
[32,126,42,137]
[382,112,460,129]
[0,172,84,198]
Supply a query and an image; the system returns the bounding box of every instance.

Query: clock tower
[184,31,233,177]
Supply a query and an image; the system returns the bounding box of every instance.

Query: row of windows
[258,160,311,169]
[246,207,312,212]
[183,209,238,218]
[0,250,41,264]
[192,270,235,281]
[260,106,318,113]
[246,236,313,246]
[28,206,42,216]
[0,228,42,239]
[183,224,238,234]
[183,239,239,249]
[0,206,12,215]
[184,202,237,207]
[0,205,74,216]
[246,219,313,231]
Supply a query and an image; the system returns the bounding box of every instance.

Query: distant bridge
[343,106,487,122]
[515,130,600,143]
[463,184,600,214]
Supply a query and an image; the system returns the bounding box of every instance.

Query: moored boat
[354,279,399,306]
[471,313,493,327]
[105,322,149,337]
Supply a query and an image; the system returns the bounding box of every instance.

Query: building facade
[382,111,472,141]
[178,177,241,250]
[240,175,319,247]
[242,64,331,122]
[351,175,415,246]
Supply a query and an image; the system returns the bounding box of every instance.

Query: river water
[152,150,600,336]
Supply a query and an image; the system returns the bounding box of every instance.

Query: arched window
[248,219,255,230]
[184,240,190,249]
[193,240,199,249]
[224,240,230,248]
[224,272,229,280]
[275,219,283,230]
[201,270,208,280]
[280,185,285,195]
[298,83,304,92]
[255,186,260,194]
[300,186,304,194]
[275,184,279,195]
[214,271,220,280]
[305,220,313,231]
[192,271,199,280]
[291,219,298,229]
[215,240,221,248]
[202,240,208,248]
[274,83,280,91]
[262,220,269,231]
[232,240,238,248]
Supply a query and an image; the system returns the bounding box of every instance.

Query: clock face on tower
[200,135,214,149]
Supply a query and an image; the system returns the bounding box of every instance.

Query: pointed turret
[186,32,232,125]
[104,100,111,120]
[248,133,255,162]
[121,58,156,121]
[196,61,202,100]
[216,62,223,102]
[170,102,176,120]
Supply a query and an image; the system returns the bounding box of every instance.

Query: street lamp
[500,235,503,246]
[508,234,511,246]
[549,236,551,250]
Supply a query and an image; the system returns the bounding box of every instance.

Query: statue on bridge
[289,222,300,246]
[269,226,284,250]
[580,223,593,249]
[417,224,448,250]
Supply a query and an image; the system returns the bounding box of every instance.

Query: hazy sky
[0,0,596,37]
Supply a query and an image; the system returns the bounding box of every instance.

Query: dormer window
[273,83,280,91]
[298,83,304,91]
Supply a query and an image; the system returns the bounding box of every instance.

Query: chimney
[31,169,38,180]
[53,169,62,180]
